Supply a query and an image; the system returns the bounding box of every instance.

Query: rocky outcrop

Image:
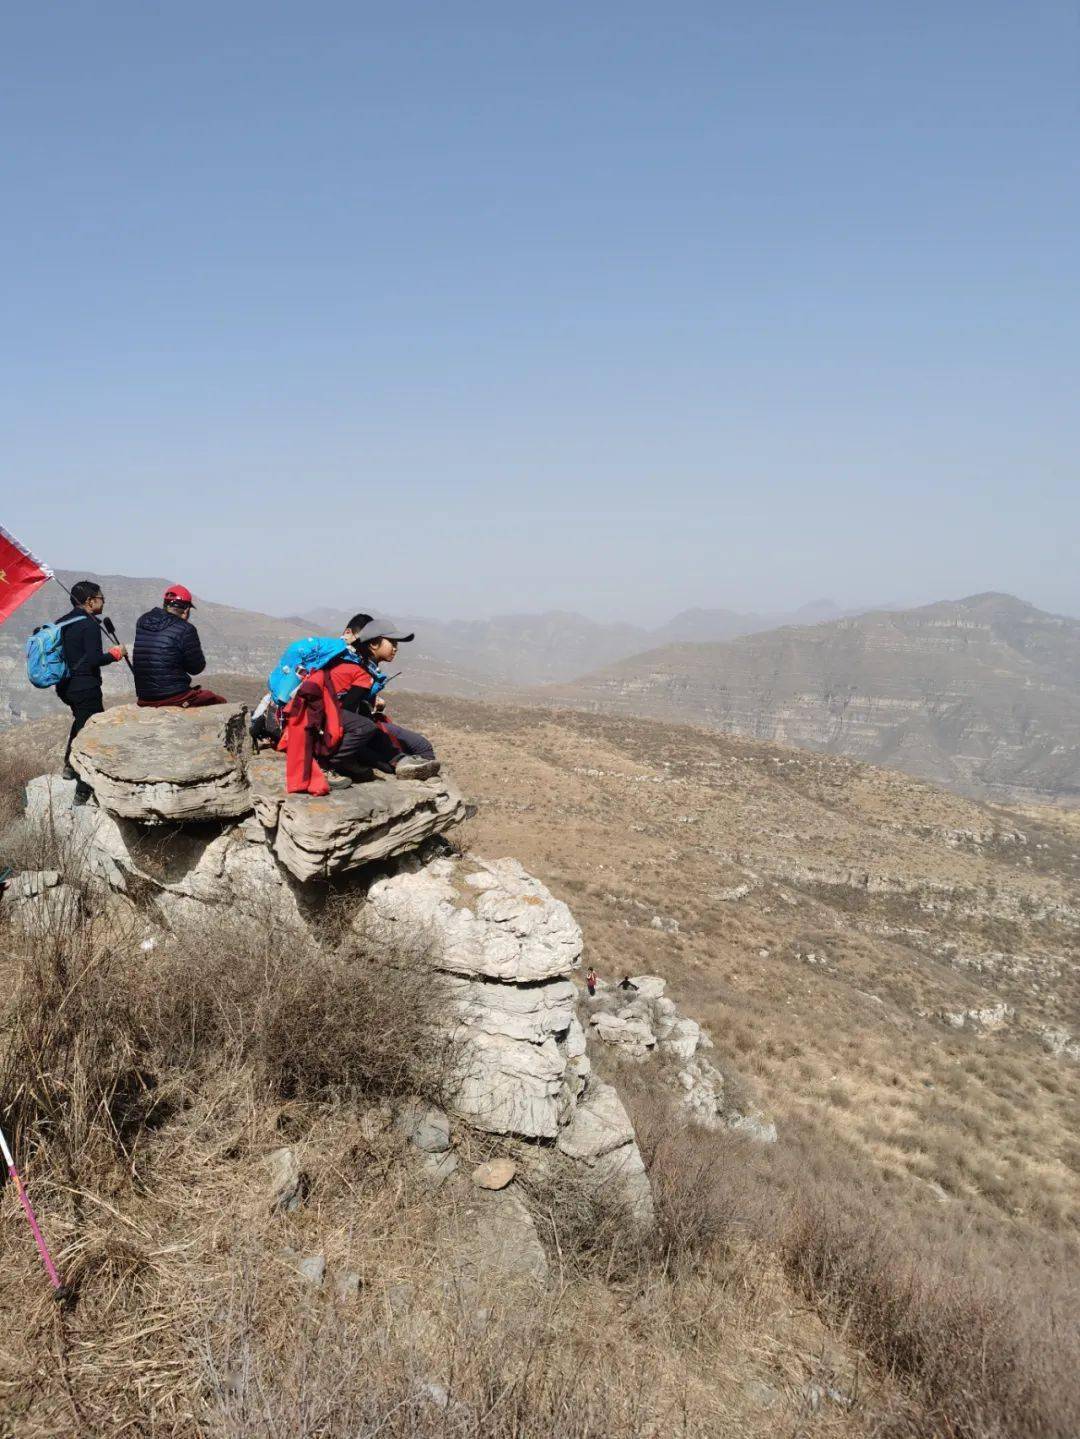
[587,976,776,1142]
[556,1079,654,1221]
[67,704,469,881]
[71,704,254,821]
[17,707,654,1230]
[3,868,82,935]
[249,755,470,882]
[23,775,309,930]
[362,856,591,1140]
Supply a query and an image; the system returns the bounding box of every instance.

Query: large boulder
[363,856,584,1138]
[366,857,582,983]
[249,755,469,881]
[3,869,83,936]
[556,1080,654,1225]
[71,703,253,822]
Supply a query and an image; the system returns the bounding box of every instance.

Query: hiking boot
[325,771,353,790]
[393,756,441,781]
[62,764,77,781]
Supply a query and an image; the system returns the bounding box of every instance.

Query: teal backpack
[25,618,82,688]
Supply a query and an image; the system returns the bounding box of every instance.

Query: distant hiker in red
[586,968,598,997]
[322,614,440,786]
[132,586,227,708]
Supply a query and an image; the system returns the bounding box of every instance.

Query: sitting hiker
[132,585,227,708]
[323,614,439,784]
[54,578,127,804]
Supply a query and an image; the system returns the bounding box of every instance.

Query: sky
[3,2,1079,623]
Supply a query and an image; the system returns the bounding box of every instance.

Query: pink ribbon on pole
[0,1123,64,1293]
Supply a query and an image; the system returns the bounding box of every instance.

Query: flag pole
[0,1122,67,1298]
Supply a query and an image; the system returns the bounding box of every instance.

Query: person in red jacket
[324,614,439,784]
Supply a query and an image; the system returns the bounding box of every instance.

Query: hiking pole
[0,1122,68,1301]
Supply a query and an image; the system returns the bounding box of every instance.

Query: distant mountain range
[534,593,1080,804]
[0,578,855,726]
[292,598,862,691]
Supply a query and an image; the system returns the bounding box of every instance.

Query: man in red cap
[131,584,227,707]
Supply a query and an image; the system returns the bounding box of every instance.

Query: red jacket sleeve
[326,660,373,697]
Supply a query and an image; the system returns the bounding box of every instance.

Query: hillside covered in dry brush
[1,695,1078,1438]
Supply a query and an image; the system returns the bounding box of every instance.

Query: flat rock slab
[249,755,469,881]
[72,703,253,822]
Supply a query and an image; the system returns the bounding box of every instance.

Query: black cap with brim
[354,617,414,644]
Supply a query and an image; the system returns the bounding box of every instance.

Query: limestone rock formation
[556,1080,654,1222]
[587,976,776,1142]
[3,868,82,935]
[249,755,469,881]
[71,703,253,822]
[23,775,308,930]
[363,856,588,1139]
[17,707,653,1235]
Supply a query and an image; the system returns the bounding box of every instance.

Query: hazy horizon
[27,566,1080,630]
[5,3,1078,622]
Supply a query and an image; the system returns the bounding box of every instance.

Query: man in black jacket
[57,579,127,803]
[131,584,226,707]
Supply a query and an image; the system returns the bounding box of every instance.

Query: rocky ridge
[537,593,1080,804]
[585,973,778,1142]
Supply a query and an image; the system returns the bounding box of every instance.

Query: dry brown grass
[0,829,896,1438]
[4,699,1080,1437]
[617,1073,1080,1439]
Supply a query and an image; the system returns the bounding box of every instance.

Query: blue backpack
[268,636,358,705]
[25,618,83,689]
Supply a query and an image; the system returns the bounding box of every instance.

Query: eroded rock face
[249,755,470,881]
[365,857,582,983]
[363,856,585,1140]
[556,1080,654,1224]
[22,775,309,930]
[71,703,253,822]
[588,975,776,1142]
[18,752,655,1230]
[3,869,83,935]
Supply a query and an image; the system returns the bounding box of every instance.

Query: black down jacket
[132,607,207,700]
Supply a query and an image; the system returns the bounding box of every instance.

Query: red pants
[137,687,228,708]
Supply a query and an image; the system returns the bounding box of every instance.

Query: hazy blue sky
[3,2,1078,622]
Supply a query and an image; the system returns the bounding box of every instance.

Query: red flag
[0,525,53,626]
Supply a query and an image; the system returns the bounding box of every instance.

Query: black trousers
[333,709,400,772]
[60,686,104,793]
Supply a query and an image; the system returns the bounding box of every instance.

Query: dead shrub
[1,900,454,1187]
[0,746,41,831]
[783,1198,1080,1439]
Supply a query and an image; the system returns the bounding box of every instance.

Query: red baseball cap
[163,584,195,608]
